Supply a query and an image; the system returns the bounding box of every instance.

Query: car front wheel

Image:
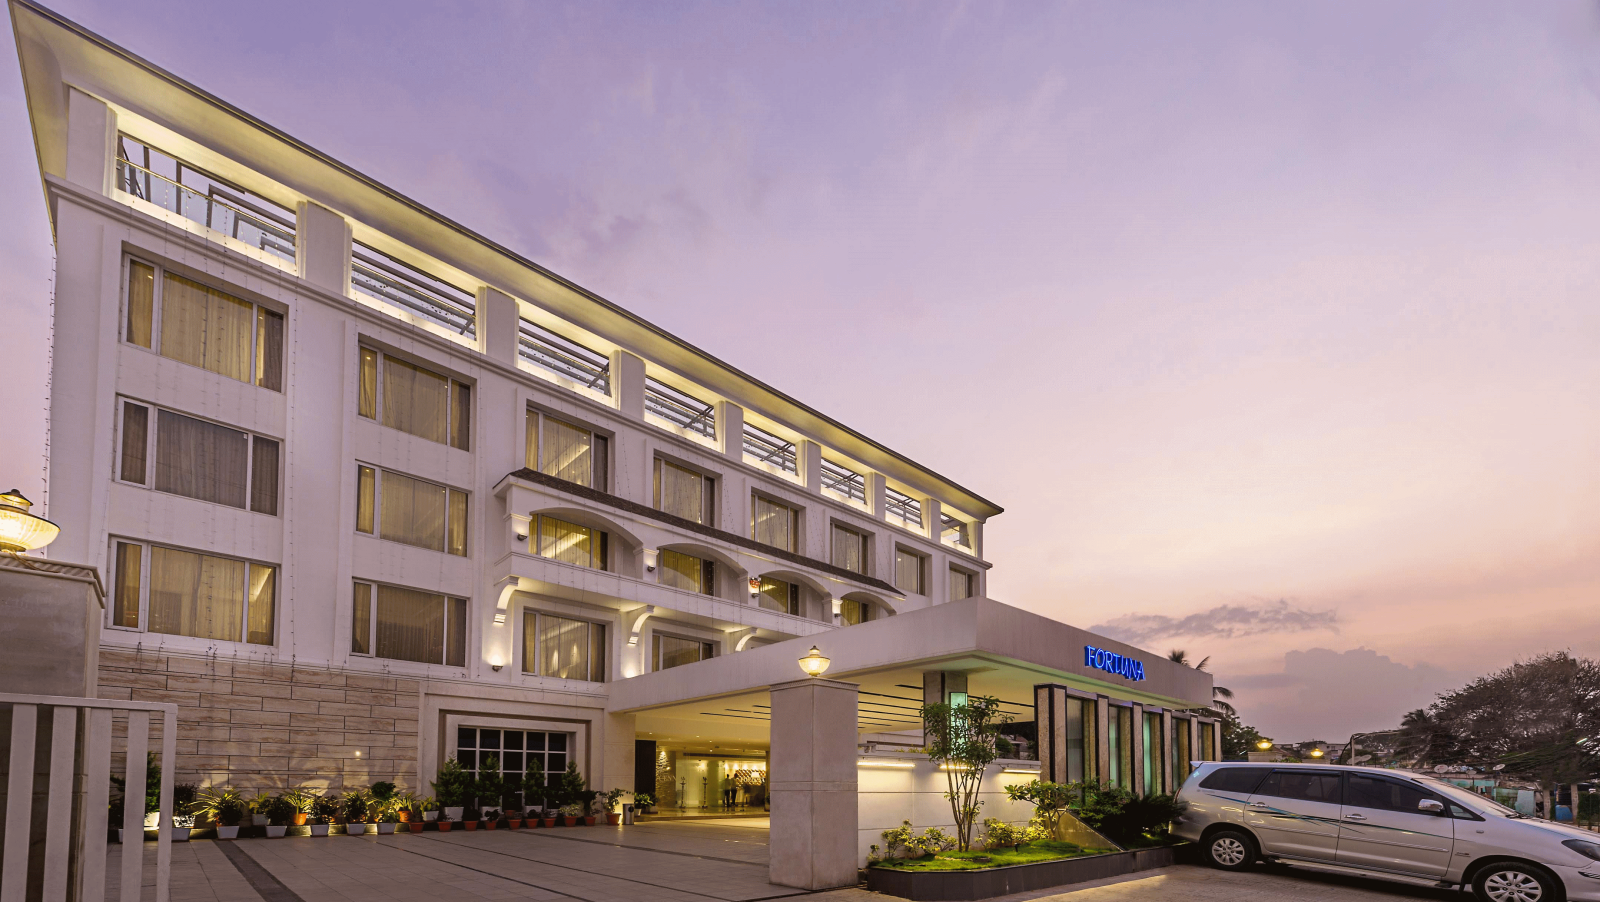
[1473,862,1561,902]
[1203,829,1257,871]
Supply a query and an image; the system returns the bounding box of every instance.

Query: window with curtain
[524,409,608,490]
[537,515,606,570]
[653,459,713,524]
[357,349,471,450]
[123,258,283,390]
[659,549,713,595]
[652,633,714,671]
[522,612,606,682]
[752,495,797,552]
[840,598,874,625]
[949,567,975,602]
[108,540,274,645]
[354,465,468,556]
[756,576,799,615]
[831,524,866,574]
[894,548,924,594]
[118,400,279,515]
[351,581,466,666]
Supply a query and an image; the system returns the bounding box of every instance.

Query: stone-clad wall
[97,647,421,794]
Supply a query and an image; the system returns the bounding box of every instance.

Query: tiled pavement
[108,822,1465,902]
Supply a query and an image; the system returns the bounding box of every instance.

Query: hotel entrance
[637,741,771,818]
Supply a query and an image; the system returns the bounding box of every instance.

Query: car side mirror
[1418,799,1445,815]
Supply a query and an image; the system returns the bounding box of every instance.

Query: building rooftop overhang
[9,0,1003,521]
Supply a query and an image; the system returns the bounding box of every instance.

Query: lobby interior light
[798,646,830,677]
[0,490,59,553]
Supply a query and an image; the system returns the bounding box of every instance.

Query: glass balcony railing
[743,423,797,474]
[519,319,611,395]
[352,241,477,338]
[645,377,716,440]
[115,136,296,263]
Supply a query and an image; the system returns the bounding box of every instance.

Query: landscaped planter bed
[866,844,1182,901]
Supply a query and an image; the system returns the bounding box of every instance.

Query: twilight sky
[3,1,1598,742]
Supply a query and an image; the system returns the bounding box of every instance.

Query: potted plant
[109,795,125,844]
[634,792,657,815]
[170,783,198,841]
[482,807,501,830]
[281,787,316,828]
[407,803,425,833]
[523,770,548,827]
[248,791,274,829]
[461,805,481,831]
[111,753,165,835]
[602,789,626,826]
[553,762,587,825]
[435,809,454,833]
[473,759,505,817]
[432,756,470,822]
[310,796,338,836]
[370,781,399,834]
[342,788,371,835]
[264,795,295,838]
[505,807,522,830]
[420,796,440,823]
[191,788,247,839]
[558,803,582,827]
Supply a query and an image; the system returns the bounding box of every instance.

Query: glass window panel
[458,749,476,770]
[527,733,546,751]
[450,381,471,451]
[539,516,597,568]
[479,730,501,751]
[832,525,864,574]
[246,564,275,645]
[895,549,922,593]
[659,550,704,593]
[380,470,448,551]
[504,732,524,751]
[159,273,254,382]
[590,620,607,682]
[447,490,468,557]
[112,541,142,628]
[655,460,704,523]
[120,403,149,485]
[155,409,249,508]
[374,584,446,664]
[548,734,567,752]
[255,308,283,391]
[654,634,710,671]
[521,610,538,673]
[503,752,523,772]
[756,577,790,613]
[1199,766,1272,794]
[1256,770,1342,804]
[753,496,794,551]
[250,437,279,515]
[458,727,476,749]
[949,568,974,602]
[352,583,372,654]
[148,546,245,642]
[356,466,375,534]
[358,348,377,419]
[547,753,566,773]
[126,261,154,348]
[524,408,538,469]
[447,597,467,667]
[541,417,593,486]
[1346,775,1433,813]
[381,354,450,443]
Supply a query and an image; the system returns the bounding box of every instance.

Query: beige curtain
[753,496,793,550]
[831,525,863,574]
[356,466,375,533]
[127,262,154,348]
[448,490,468,556]
[659,550,703,593]
[149,546,244,642]
[160,273,253,383]
[841,598,872,625]
[895,549,922,594]
[539,516,595,568]
[656,461,703,523]
[539,614,594,680]
[654,634,707,671]
[949,568,973,602]
[756,577,789,613]
[358,349,378,419]
[250,436,279,516]
[521,610,539,673]
[382,354,449,443]
[246,564,275,645]
[155,409,249,508]
[255,308,284,391]
[120,402,149,485]
[450,382,471,451]
[374,584,445,664]
[541,417,592,486]
[352,583,372,654]
[380,470,448,551]
[524,408,538,469]
[113,542,142,628]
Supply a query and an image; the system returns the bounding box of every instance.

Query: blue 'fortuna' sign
[1084,645,1145,681]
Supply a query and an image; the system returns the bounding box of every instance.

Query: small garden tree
[921,694,1011,851]
[1004,780,1077,838]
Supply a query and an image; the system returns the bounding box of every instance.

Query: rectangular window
[122,259,285,390]
[1108,705,1133,790]
[1171,720,1193,787]
[1199,721,1216,762]
[108,540,274,645]
[518,318,612,396]
[351,241,477,338]
[118,400,280,515]
[949,567,975,602]
[653,459,714,524]
[894,548,925,594]
[522,612,607,682]
[537,515,607,570]
[742,423,796,475]
[354,465,468,556]
[831,524,866,574]
[358,350,471,450]
[820,458,866,504]
[752,495,798,552]
[115,136,297,263]
[885,487,923,530]
[456,727,569,793]
[652,634,714,671]
[659,549,714,595]
[644,377,715,440]
[1143,712,1164,795]
[940,513,971,549]
[350,580,468,666]
[756,577,800,616]
[524,410,608,490]
[840,598,874,625]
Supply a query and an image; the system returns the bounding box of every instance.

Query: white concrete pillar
[603,711,637,797]
[478,286,519,366]
[613,350,646,419]
[64,88,114,193]
[295,200,352,294]
[923,497,942,542]
[799,440,822,495]
[866,472,887,520]
[769,677,859,890]
[717,400,744,462]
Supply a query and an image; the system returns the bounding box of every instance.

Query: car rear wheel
[1473,862,1561,902]
[1203,829,1257,871]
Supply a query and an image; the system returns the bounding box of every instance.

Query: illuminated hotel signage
[1084,645,1146,682]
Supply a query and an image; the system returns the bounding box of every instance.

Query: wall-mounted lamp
[1001,766,1042,775]
[0,490,59,553]
[857,758,914,769]
[514,533,527,543]
[645,548,658,573]
[491,664,503,672]
[797,646,830,677]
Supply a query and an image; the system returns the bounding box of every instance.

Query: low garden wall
[866,844,1183,901]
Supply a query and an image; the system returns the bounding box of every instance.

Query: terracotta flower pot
[606,814,620,826]
[408,822,424,833]
[507,818,522,829]
[292,813,308,826]
[484,820,498,830]
[542,818,556,828]
[437,821,453,832]
[398,810,412,823]
[563,816,577,827]
[583,816,596,826]
[463,820,478,831]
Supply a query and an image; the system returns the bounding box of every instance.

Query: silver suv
[1173,762,1600,902]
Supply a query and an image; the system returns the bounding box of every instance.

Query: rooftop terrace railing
[519,318,611,395]
[743,422,797,474]
[646,377,716,440]
[886,486,923,529]
[352,241,477,338]
[821,458,867,504]
[115,136,296,263]
[941,513,972,548]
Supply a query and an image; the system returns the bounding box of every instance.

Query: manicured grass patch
[871,841,1112,871]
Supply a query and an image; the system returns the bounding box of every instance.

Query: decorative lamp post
[1309,747,1325,759]
[1256,739,1274,751]
[797,646,830,678]
[0,489,59,553]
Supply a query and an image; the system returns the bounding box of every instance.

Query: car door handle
[1344,813,1367,821]
[1248,802,1271,809]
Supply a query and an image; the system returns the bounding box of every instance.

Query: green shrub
[431,757,471,807]
[1070,784,1186,847]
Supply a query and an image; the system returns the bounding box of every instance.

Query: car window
[1254,770,1343,804]
[1345,774,1439,814]
[1199,766,1273,794]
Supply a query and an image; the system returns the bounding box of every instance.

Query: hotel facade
[11,1,1217,883]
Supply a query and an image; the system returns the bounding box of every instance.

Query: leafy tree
[1004,780,1077,837]
[473,757,507,810]
[921,695,1011,851]
[1168,649,1235,716]
[431,756,472,807]
[1219,711,1265,761]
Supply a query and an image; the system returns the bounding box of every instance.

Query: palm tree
[1168,649,1236,716]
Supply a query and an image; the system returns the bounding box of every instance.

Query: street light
[1256,739,1274,751]
[0,490,59,553]
[797,646,831,677]
[1309,747,1325,759]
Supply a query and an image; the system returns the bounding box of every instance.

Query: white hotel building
[11,1,1215,882]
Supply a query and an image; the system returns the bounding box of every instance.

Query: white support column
[799,440,822,495]
[717,401,744,462]
[64,87,114,193]
[613,350,646,419]
[295,201,352,294]
[923,497,942,542]
[478,286,519,365]
[866,472,887,520]
[769,678,859,890]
